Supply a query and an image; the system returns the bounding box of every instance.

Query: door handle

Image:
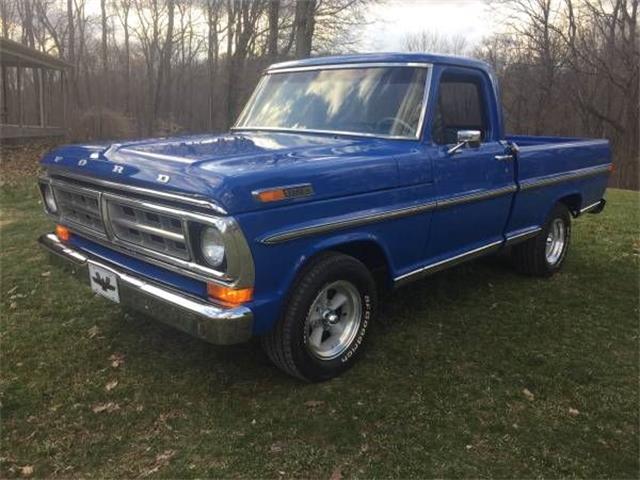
[494,154,514,161]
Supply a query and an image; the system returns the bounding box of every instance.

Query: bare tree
[403,31,470,55]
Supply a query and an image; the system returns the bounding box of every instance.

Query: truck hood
[41,131,422,214]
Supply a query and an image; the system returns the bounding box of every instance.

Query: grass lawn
[1,179,638,479]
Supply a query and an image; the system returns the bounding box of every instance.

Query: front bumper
[38,233,253,345]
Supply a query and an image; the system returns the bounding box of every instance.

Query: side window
[432,72,488,145]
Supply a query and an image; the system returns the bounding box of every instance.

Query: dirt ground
[0,141,59,185]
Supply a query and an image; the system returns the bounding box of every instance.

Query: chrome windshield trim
[233,62,433,142]
[394,240,503,285]
[231,127,421,141]
[520,164,611,191]
[266,62,433,73]
[45,170,228,215]
[261,200,437,245]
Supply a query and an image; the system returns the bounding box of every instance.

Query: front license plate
[88,264,120,303]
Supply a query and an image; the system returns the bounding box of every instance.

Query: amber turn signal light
[207,283,253,306]
[255,189,286,203]
[55,224,71,242]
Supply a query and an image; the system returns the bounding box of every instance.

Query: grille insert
[53,186,104,234]
[106,199,190,260]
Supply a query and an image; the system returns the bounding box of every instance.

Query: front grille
[53,185,105,234]
[106,199,190,260]
[40,174,253,288]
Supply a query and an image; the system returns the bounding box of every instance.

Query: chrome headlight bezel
[39,182,59,214]
[200,226,227,269]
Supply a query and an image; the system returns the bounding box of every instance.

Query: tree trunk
[294,0,316,58]
[267,0,279,58]
[100,0,108,108]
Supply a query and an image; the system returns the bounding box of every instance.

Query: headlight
[43,185,58,213]
[201,227,225,268]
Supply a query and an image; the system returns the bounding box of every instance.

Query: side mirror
[447,130,482,155]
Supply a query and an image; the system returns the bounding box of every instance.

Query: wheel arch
[292,234,394,294]
[556,192,583,217]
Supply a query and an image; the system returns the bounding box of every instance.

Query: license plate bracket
[88,264,120,303]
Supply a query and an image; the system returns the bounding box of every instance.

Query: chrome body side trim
[520,164,610,191]
[38,233,253,345]
[504,227,542,246]
[261,185,516,245]
[438,185,517,209]
[580,199,605,214]
[394,240,503,286]
[233,62,433,142]
[45,170,228,214]
[261,200,437,245]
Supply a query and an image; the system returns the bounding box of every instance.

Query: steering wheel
[376,117,414,135]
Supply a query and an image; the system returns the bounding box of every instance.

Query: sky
[360,0,497,52]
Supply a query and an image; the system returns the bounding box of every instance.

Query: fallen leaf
[270,442,285,453]
[92,402,120,413]
[7,286,18,294]
[305,400,325,408]
[105,379,118,391]
[41,271,51,277]
[140,450,176,477]
[10,302,17,310]
[19,465,34,477]
[569,407,580,416]
[522,388,535,401]
[155,450,175,463]
[87,326,101,339]
[109,353,125,368]
[329,466,342,480]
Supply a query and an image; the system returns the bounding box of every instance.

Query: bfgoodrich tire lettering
[261,252,377,382]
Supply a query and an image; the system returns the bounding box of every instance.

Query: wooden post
[0,65,7,124]
[38,68,45,127]
[17,61,23,128]
[61,70,66,130]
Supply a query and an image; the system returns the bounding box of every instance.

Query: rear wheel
[261,252,377,382]
[513,203,571,276]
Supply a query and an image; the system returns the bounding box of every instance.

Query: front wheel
[512,203,572,276]
[261,252,377,382]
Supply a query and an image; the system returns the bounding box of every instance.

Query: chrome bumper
[38,233,253,345]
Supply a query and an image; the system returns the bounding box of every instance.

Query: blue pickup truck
[38,53,611,381]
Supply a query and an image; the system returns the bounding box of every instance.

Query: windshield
[235,66,429,139]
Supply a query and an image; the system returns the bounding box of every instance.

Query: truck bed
[504,134,611,239]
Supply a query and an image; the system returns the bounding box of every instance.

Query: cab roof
[267,52,491,73]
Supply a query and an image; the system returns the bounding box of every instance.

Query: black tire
[261,252,377,382]
[513,203,572,276]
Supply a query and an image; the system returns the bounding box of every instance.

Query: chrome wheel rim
[545,218,566,265]
[304,280,362,361]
